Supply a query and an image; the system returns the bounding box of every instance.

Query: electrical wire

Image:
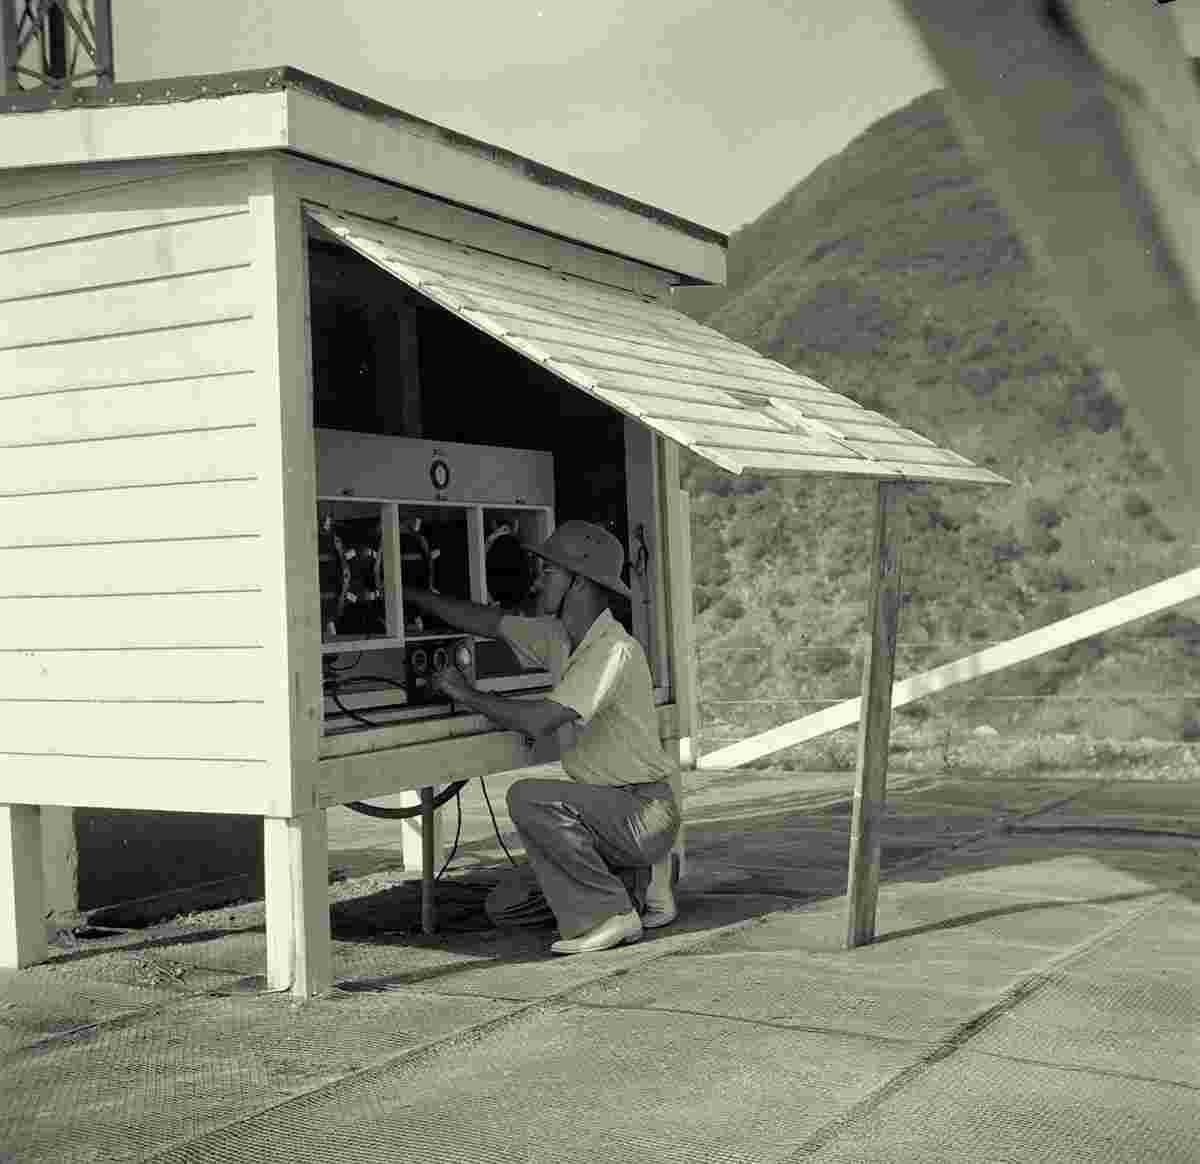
[324,674,518,870]
[434,787,463,882]
[479,775,519,867]
[325,652,364,672]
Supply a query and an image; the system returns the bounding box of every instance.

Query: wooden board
[0,211,253,301]
[0,538,264,598]
[0,160,251,247]
[287,88,725,284]
[0,317,257,397]
[704,449,899,479]
[0,648,268,701]
[0,700,269,761]
[286,154,673,299]
[700,565,1200,770]
[0,753,280,814]
[249,156,321,816]
[0,91,287,172]
[0,591,267,650]
[0,372,259,445]
[845,482,904,947]
[0,478,264,547]
[0,426,260,495]
[317,730,532,806]
[1,266,253,349]
[264,809,332,997]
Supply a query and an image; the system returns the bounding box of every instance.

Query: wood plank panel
[841,440,970,466]
[0,426,259,496]
[0,159,249,237]
[0,211,253,301]
[710,449,900,479]
[0,753,281,815]
[0,317,257,398]
[289,100,727,283]
[0,701,269,761]
[889,461,1010,485]
[317,731,532,805]
[0,267,252,349]
[501,319,732,375]
[0,426,260,497]
[0,480,262,548]
[0,372,259,444]
[585,368,750,409]
[292,158,673,298]
[609,395,787,432]
[673,423,854,458]
[0,592,267,650]
[567,350,863,408]
[0,538,263,597]
[0,648,268,701]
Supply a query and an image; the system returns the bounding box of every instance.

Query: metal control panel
[314,430,554,733]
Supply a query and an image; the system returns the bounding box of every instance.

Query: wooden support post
[660,439,695,877]
[845,482,904,948]
[0,805,46,968]
[399,787,443,873]
[264,810,332,998]
[420,785,437,935]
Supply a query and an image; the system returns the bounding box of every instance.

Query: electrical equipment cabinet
[314,429,556,732]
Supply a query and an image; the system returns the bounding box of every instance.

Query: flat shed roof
[0,67,726,283]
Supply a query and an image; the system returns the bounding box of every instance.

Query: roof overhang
[0,67,725,286]
[309,206,1009,487]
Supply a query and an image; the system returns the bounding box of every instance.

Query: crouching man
[402,520,679,954]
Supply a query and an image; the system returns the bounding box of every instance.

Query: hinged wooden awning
[307,206,1008,487]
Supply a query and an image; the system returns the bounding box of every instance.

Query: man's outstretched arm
[402,586,504,639]
[431,666,578,738]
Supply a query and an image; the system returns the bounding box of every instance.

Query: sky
[111,0,1200,235]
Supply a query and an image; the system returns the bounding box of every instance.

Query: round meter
[454,643,472,671]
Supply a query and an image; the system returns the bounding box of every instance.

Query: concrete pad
[0,988,521,1164]
[140,1006,928,1164]
[568,946,1001,1046]
[916,850,1167,899]
[802,1052,1200,1163]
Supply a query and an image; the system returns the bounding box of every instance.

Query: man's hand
[429,663,473,703]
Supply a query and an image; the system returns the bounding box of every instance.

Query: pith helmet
[523,520,632,599]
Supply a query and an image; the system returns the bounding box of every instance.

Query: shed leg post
[845,483,904,948]
[420,786,437,934]
[0,805,47,969]
[264,810,332,998]
[399,787,442,874]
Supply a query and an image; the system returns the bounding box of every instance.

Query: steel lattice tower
[0,0,113,95]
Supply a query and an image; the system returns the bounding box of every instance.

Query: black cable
[434,788,463,883]
[325,652,364,672]
[327,689,381,731]
[479,776,520,867]
[324,677,519,867]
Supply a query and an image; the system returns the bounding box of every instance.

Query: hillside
[672,90,1199,761]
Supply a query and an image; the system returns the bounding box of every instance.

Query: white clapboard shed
[0,68,1006,996]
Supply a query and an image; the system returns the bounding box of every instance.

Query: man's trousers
[505,777,680,939]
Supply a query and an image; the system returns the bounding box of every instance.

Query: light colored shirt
[498,609,677,787]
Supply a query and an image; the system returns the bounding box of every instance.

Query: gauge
[454,644,472,671]
[432,647,448,670]
[410,649,428,673]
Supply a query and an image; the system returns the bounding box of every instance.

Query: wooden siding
[0,161,283,813]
